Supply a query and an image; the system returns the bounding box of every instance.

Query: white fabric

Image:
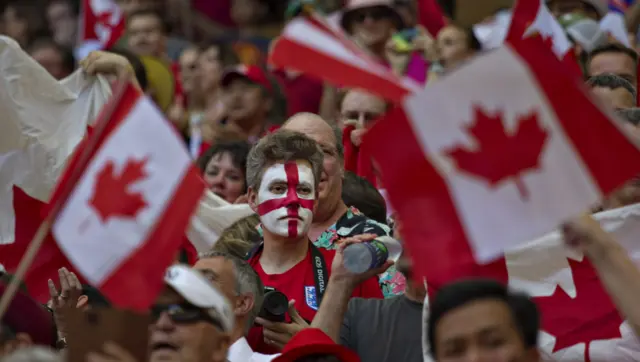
[53,96,191,284]
[228,337,278,362]
[405,46,602,262]
[525,2,572,57]
[421,203,640,361]
[0,35,111,245]
[165,265,234,333]
[599,12,632,47]
[186,190,254,253]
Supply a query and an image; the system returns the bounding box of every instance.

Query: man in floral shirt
[280,113,405,297]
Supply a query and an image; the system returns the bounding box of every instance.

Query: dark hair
[342,171,387,223]
[199,40,240,68]
[28,37,76,74]
[126,7,169,33]
[0,323,15,344]
[81,284,111,308]
[106,47,149,91]
[295,355,341,362]
[427,278,539,358]
[588,43,639,72]
[587,73,637,102]
[197,141,251,190]
[3,1,51,46]
[616,107,640,125]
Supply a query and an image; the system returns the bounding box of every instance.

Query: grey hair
[616,107,640,125]
[2,347,61,362]
[331,122,344,160]
[245,129,324,191]
[587,73,637,103]
[198,251,264,333]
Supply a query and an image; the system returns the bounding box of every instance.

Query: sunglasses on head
[151,303,225,331]
[353,7,390,23]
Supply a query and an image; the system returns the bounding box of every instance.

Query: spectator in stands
[46,0,77,48]
[197,141,251,204]
[436,24,482,71]
[28,38,75,80]
[342,172,387,224]
[586,43,639,88]
[587,73,637,110]
[211,214,261,258]
[547,0,608,21]
[2,1,50,48]
[226,0,284,65]
[282,113,403,298]
[195,251,270,361]
[126,8,167,59]
[427,279,540,362]
[244,130,383,353]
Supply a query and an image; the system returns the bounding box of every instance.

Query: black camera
[259,288,289,322]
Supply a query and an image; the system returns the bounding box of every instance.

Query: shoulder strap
[309,243,328,304]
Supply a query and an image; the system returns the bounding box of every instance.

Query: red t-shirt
[247,245,383,354]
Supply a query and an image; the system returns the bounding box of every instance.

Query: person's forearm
[311,278,354,342]
[586,241,640,336]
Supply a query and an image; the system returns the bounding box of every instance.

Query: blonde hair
[211,214,261,258]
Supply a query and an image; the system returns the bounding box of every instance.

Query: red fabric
[417,0,447,36]
[274,328,360,362]
[191,0,234,27]
[247,246,382,354]
[272,71,324,116]
[171,62,184,102]
[79,0,125,48]
[342,126,378,187]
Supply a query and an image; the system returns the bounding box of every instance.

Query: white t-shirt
[228,337,278,362]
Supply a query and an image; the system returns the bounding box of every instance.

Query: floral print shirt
[314,207,405,298]
[256,207,405,297]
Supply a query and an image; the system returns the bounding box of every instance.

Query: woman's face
[3,7,28,44]
[437,25,474,70]
[198,46,224,92]
[203,151,246,203]
[179,48,200,96]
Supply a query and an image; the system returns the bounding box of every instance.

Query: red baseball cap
[0,280,56,347]
[273,328,360,362]
[221,65,274,94]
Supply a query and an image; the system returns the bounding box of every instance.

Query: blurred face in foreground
[149,287,229,362]
[350,6,396,49]
[434,299,536,362]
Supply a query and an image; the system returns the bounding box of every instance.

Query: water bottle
[342,236,403,274]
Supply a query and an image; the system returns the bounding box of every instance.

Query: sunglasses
[353,7,390,23]
[151,303,225,331]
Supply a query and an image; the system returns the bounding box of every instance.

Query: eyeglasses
[150,303,225,331]
[353,7,389,23]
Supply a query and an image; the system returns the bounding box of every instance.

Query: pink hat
[341,0,405,33]
[273,328,360,362]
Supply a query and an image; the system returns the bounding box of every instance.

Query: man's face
[194,257,237,305]
[283,120,342,208]
[434,299,536,362]
[350,6,396,49]
[588,52,637,87]
[547,0,600,20]
[127,14,164,57]
[340,90,386,129]
[30,46,67,80]
[149,287,228,362]
[224,78,268,123]
[591,86,635,110]
[250,161,316,239]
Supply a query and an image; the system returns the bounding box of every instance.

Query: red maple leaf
[89,157,149,222]
[541,35,555,52]
[445,106,549,200]
[534,258,623,361]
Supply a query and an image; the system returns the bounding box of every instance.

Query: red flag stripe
[507,0,541,42]
[101,165,204,309]
[514,38,640,195]
[270,38,409,103]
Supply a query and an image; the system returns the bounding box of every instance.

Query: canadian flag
[49,82,204,309]
[269,15,420,103]
[367,36,640,361]
[599,12,632,47]
[76,0,125,59]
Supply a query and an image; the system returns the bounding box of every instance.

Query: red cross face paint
[257,161,315,238]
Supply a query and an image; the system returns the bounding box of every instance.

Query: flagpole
[0,76,131,321]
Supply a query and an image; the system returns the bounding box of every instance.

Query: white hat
[164,265,234,333]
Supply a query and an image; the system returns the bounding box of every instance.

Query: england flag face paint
[257,161,315,238]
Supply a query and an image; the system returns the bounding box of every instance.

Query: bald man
[279,113,404,298]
